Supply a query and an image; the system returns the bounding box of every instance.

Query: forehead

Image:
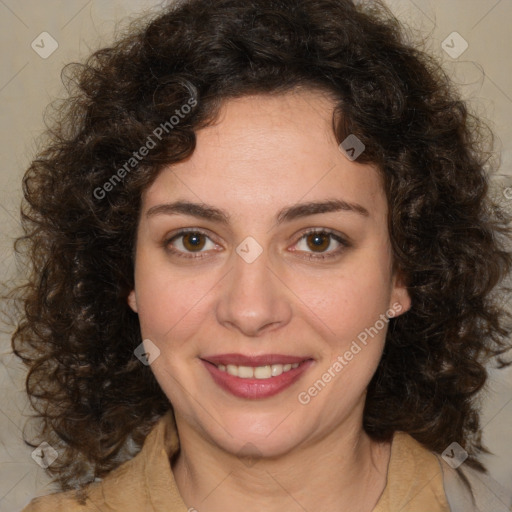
[142,90,386,220]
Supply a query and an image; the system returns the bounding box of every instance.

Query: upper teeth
[217,363,300,379]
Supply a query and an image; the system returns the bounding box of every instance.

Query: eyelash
[164,228,349,261]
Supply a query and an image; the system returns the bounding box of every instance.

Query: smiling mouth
[200,353,313,378]
[200,355,314,399]
[213,361,304,379]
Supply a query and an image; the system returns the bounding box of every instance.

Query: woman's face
[128,89,410,458]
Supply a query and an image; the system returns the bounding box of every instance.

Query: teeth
[226,364,239,377]
[271,364,283,377]
[238,366,254,378]
[216,362,303,379]
[254,365,271,379]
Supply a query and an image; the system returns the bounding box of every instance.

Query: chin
[204,411,306,459]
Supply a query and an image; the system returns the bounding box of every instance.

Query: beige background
[1,1,511,511]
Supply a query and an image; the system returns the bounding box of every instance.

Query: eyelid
[294,227,351,245]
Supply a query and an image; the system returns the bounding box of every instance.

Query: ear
[390,272,411,317]
[127,289,138,313]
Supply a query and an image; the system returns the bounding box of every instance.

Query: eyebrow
[146,198,369,225]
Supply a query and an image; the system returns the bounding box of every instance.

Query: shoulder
[19,462,147,512]
[19,439,151,511]
[20,410,185,512]
[380,431,450,511]
[20,487,94,511]
[436,454,512,512]
[382,432,511,512]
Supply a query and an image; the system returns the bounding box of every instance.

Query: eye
[165,229,219,258]
[164,228,350,261]
[292,229,349,260]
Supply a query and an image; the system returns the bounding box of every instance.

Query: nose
[215,244,293,338]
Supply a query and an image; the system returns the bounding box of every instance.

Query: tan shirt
[21,410,452,511]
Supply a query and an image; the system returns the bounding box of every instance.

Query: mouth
[200,354,314,399]
[214,361,302,379]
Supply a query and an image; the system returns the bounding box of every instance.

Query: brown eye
[166,229,217,258]
[305,232,331,252]
[182,232,206,252]
[293,229,349,261]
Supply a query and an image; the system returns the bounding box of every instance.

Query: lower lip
[201,359,314,399]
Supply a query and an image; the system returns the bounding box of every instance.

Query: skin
[128,88,411,512]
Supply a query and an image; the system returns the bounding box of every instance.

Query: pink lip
[201,357,314,399]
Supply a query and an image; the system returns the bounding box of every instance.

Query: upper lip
[201,353,312,366]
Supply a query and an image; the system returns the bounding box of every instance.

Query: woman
[13,0,512,510]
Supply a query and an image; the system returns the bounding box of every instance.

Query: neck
[172,415,391,512]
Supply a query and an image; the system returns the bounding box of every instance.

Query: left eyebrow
[275,199,369,225]
[145,198,369,224]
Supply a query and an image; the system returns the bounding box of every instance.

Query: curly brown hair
[11,0,512,493]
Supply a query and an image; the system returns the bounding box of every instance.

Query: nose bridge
[215,238,291,336]
[234,239,274,297]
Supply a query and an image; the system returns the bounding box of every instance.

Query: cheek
[293,270,393,410]
[133,251,217,344]
[289,260,394,344]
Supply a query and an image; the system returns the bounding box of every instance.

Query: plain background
[1,1,511,511]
